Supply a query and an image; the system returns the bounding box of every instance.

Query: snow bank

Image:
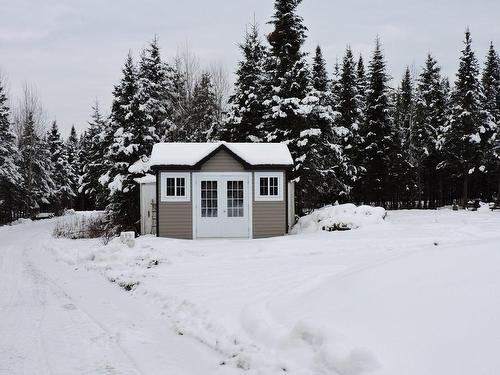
[291,203,386,234]
[10,218,32,225]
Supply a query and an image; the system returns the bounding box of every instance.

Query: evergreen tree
[80,102,108,209]
[298,45,352,208]
[356,54,367,119]
[262,0,310,146]
[47,121,73,212]
[440,30,486,204]
[136,36,177,142]
[481,42,500,198]
[104,52,149,232]
[312,45,328,92]
[18,112,55,214]
[359,38,396,207]
[186,72,219,142]
[414,55,449,207]
[222,23,266,142]
[336,47,361,172]
[393,67,416,206]
[0,79,22,223]
[66,125,80,207]
[262,0,313,212]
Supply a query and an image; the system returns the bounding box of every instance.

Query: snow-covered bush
[53,211,108,239]
[291,203,386,234]
[10,218,32,226]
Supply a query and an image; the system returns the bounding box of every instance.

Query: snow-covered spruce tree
[185,72,219,142]
[413,55,449,208]
[104,52,151,233]
[393,67,417,207]
[18,112,55,214]
[348,54,368,201]
[262,0,309,145]
[79,102,108,209]
[47,121,74,213]
[136,36,177,143]
[439,30,488,205]
[0,78,22,223]
[221,23,267,142]
[76,129,91,210]
[262,0,315,212]
[296,45,352,208]
[65,125,80,208]
[480,42,500,198]
[359,38,396,207]
[356,54,367,120]
[336,47,363,195]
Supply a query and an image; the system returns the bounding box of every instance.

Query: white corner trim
[254,171,284,201]
[160,172,191,202]
[248,174,253,239]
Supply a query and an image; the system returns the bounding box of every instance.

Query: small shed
[135,174,157,235]
[148,142,295,239]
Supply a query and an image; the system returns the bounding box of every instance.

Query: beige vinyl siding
[252,171,287,238]
[200,149,245,171]
[157,171,193,239]
[157,201,192,239]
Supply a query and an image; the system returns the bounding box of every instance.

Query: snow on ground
[1,209,500,374]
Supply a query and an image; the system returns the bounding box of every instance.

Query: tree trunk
[497,165,500,204]
[462,174,469,208]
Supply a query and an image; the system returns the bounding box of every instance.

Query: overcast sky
[1,0,500,135]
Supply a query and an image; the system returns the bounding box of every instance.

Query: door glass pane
[201,180,217,217]
[227,180,244,217]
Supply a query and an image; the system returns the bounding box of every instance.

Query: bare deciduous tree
[13,83,46,140]
[209,61,230,123]
[175,42,200,106]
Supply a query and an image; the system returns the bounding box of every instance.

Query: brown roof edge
[150,163,294,171]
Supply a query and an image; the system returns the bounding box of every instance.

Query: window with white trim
[255,172,283,201]
[161,172,190,202]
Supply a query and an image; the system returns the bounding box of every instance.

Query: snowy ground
[1,209,500,375]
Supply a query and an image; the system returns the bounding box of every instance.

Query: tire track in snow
[0,222,142,375]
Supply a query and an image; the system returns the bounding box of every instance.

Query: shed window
[255,172,283,201]
[259,177,279,196]
[161,172,190,202]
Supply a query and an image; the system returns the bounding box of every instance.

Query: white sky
[1,0,499,135]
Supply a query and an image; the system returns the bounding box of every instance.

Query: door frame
[192,172,253,239]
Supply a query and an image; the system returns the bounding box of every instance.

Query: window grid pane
[166,178,175,196]
[269,177,279,196]
[227,180,244,217]
[176,177,185,196]
[260,177,268,196]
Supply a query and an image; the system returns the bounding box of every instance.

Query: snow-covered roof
[134,174,156,184]
[149,142,293,168]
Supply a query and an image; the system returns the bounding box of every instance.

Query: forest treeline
[1,0,499,230]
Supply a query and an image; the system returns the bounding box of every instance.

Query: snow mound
[291,203,386,234]
[10,218,32,225]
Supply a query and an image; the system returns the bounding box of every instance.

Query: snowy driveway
[0,220,232,375]
[1,210,500,375]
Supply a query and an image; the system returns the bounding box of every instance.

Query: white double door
[193,173,250,238]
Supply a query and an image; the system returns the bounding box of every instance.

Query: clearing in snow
[1,209,500,374]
